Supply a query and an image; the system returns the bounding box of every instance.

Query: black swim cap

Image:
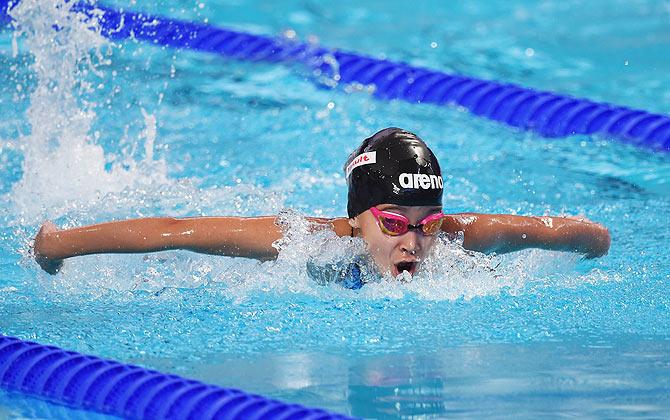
[345,128,443,218]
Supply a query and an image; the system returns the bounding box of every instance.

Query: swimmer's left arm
[442,213,611,258]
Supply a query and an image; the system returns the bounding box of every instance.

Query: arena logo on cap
[398,173,443,189]
[346,152,376,177]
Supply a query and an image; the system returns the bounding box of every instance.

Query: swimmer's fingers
[577,220,611,259]
[34,221,64,275]
[38,220,58,235]
[35,253,63,275]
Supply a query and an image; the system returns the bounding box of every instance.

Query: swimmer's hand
[559,215,611,259]
[34,221,64,275]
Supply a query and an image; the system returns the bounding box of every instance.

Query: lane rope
[0,335,354,420]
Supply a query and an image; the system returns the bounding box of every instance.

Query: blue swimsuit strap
[342,262,363,290]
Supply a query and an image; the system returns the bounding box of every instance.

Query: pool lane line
[0,335,355,420]
[1,0,669,152]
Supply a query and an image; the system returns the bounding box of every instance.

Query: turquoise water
[1,0,670,418]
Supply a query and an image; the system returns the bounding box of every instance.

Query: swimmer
[33,128,610,284]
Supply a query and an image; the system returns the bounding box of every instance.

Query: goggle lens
[379,215,406,235]
[421,217,444,235]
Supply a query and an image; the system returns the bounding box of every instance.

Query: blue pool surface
[1,0,670,417]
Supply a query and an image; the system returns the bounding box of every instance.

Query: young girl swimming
[33,128,611,285]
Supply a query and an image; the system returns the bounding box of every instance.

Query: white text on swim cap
[346,151,376,177]
[398,173,443,189]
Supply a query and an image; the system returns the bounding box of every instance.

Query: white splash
[8,0,168,221]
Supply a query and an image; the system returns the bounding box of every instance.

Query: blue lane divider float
[2,0,668,151]
[0,335,354,420]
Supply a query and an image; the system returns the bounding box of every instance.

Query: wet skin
[349,204,442,278]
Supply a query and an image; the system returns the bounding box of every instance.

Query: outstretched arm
[442,213,611,258]
[34,216,353,274]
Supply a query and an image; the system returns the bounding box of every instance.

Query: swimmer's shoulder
[440,213,470,239]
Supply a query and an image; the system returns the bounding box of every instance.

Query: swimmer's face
[349,204,442,278]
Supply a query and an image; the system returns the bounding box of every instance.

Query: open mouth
[394,261,417,276]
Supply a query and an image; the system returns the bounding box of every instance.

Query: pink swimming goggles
[369,207,445,236]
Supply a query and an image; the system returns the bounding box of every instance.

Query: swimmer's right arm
[33,217,283,274]
[33,216,354,274]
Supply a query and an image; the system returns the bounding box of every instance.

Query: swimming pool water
[1,0,670,417]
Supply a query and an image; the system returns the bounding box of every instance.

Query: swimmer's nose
[400,230,420,255]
